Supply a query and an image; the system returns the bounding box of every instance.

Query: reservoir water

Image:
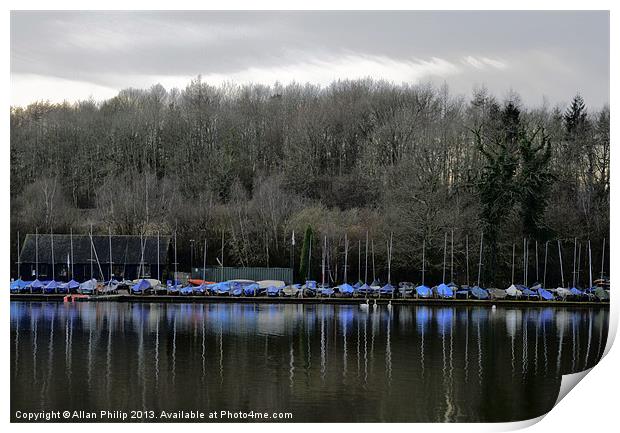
[10,301,608,422]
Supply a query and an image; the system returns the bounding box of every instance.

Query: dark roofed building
[18,234,171,282]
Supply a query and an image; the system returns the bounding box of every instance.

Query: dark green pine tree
[299,225,314,282]
[517,128,554,240]
[563,94,588,138]
[475,101,521,284]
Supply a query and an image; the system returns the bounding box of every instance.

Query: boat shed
[18,234,171,282]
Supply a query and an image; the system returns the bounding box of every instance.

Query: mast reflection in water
[11,302,608,422]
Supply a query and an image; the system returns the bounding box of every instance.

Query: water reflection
[11,301,608,423]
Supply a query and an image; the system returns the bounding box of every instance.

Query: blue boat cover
[44,280,60,291]
[357,283,372,294]
[30,279,44,289]
[539,288,554,300]
[353,281,362,289]
[10,279,28,290]
[267,286,282,296]
[570,287,583,296]
[215,282,231,294]
[379,283,395,295]
[318,286,334,296]
[243,283,259,296]
[415,285,432,297]
[436,283,454,298]
[305,280,317,289]
[521,287,538,297]
[66,279,80,289]
[338,283,355,295]
[192,283,207,294]
[180,285,194,295]
[471,286,489,299]
[132,279,151,292]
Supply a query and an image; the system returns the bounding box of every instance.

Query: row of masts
[313,231,605,289]
[15,228,213,286]
[15,228,608,288]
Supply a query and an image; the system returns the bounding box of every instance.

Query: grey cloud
[10,10,609,107]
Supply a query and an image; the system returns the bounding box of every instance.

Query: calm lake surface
[11,301,608,422]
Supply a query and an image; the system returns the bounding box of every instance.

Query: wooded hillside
[10,78,610,286]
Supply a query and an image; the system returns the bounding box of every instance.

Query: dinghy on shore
[488,288,507,299]
[338,283,355,297]
[282,284,301,297]
[471,285,489,300]
[506,284,522,298]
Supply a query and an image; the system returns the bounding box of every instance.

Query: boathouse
[17,234,171,282]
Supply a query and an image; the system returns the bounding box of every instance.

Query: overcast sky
[11,10,609,108]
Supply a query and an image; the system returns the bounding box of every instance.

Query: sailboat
[81,227,106,295]
[337,234,355,296]
[455,233,471,299]
[533,239,554,301]
[379,232,395,297]
[132,233,154,295]
[434,233,455,298]
[357,231,372,297]
[301,230,317,297]
[470,232,489,300]
[100,228,119,294]
[505,242,523,298]
[318,235,334,297]
[415,239,432,298]
[43,229,60,294]
[589,240,609,302]
[560,238,581,299]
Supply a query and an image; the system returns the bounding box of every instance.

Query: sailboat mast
[572,237,577,288]
[157,231,160,281]
[558,240,565,288]
[450,229,454,283]
[511,243,515,285]
[525,238,529,287]
[307,232,312,281]
[442,232,447,283]
[387,232,393,285]
[477,232,483,287]
[344,233,348,283]
[322,235,326,287]
[465,235,469,286]
[50,229,55,280]
[221,229,225,282]
[600,238,606,280]
[577,242,582,287]
[90,224,94,279]
[543,241,548,288]
[421,238,426,286]
[16,231,20,279]
[358,239,361,283]
[588,240,593,289]
[70,228,74,280]
[364,231,369,284]
[174,231,178,286]
[202,237,207,282]
[535,240,539,282]
[35,227,39,278]
[522,238,526,285]
[371,239,376,283]
[108,227,113,281]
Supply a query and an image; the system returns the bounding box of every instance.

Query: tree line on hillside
[10,78,610,287]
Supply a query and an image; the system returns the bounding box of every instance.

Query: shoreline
[10,293,609,308]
